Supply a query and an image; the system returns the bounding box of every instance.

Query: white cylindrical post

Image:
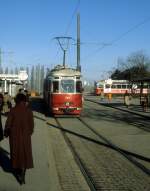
[9,80,12,96]
[4,79,7,92]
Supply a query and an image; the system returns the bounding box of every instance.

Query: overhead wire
[50,0,80,65]
[110,16,150,45]
[63,0,80,65]
[65,0,80,36]
[82,16,150,61]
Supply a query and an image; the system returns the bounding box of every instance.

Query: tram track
[81,100,150,171]
[54,117,97,191]
[77,116,150,176]
[51,116,150,190]
[32,111,150,190]
[33,113,150,176]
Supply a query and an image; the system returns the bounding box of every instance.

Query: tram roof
[47,65,81,77]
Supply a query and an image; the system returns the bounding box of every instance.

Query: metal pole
[63,50,66,67]
[77,13,81,71]
[4,79,7,92]
[9,80,12,96]
[55,37,72,68]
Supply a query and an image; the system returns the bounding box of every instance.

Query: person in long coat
[124,90,131,108]
[4,93,34,184]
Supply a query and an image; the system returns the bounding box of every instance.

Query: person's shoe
[17,174,24,185]
[22,169,26,184]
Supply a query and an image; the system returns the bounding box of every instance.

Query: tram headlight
[65,102,70,106]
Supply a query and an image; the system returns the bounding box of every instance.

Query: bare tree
[31,66,35,90]
[26,67,30,89]
[0,66,3,74]
[127,50,150,80]
[111,50,150,80]
[15,67,19,74]
[10,68,14,74]
[5,67,9,74]
[40,65,45,94]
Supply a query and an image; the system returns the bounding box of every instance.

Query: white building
[0,70,28,97]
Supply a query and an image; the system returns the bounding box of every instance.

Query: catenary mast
[77,13,81,72]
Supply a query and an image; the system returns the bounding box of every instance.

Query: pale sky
[0,0,150,81]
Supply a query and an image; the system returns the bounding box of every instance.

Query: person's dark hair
[24,89,28,93]
[0,93,4,110]
[15,93,27,104]
[0,93,3,99]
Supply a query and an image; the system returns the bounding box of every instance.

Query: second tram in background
[43,65,83,115]
[94,79,150,95]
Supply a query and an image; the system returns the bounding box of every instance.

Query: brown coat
[5,103,34,169]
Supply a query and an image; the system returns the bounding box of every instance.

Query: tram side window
[117,85,121,89]
[143,84,148,88]
[53,81,59,93]
[111,85,116,89]
[48,80,52,92]
[45,80,49,91]
[44,80,47,91]
[137,84,141,88]
[122,85,126,89]
[76,81,82,93]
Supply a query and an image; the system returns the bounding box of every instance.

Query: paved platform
[85,95,150,119]
[0,113,59,191]
[0,112,91,191]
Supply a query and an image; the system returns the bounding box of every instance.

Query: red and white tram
[94,80,104,95]
[94,79,150,95]
[43,65,83,115]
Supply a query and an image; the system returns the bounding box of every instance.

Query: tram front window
[106,84,110,88]
[61,80,74,93]
[76,81,82,93]
[53,81,59,92]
